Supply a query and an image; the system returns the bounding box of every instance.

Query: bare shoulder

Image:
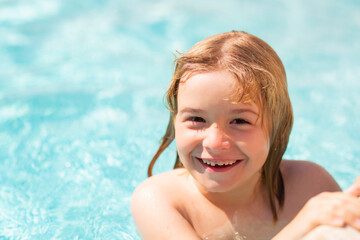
[131,169,188,207]
[281,160,341,197]
[131,169,200,240]
[279,160,342,218]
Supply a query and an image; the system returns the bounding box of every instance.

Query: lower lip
[196,157,243,173]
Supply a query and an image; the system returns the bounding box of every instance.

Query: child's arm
[131,178,201,240]
[273,175,360,240]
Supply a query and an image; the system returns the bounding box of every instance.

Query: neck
[192,172,268,211]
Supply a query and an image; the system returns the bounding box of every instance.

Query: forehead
[179,70,236,96]
[177,70,260,113]
[178,69,260,106]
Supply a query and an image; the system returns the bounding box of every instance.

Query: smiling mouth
[195,157,242,169]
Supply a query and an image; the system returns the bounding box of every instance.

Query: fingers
[354,175,360,185]
[344,175,360,197]
[281,191,360,239]
[302,192,360,231]
[342,175,360,229]
[345,184,360,197]
[330,197,360,230]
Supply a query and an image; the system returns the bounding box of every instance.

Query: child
[131,31,360,239]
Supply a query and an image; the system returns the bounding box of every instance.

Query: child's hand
[296,191,360,231]
[296,176,360,233]
[345,175,360,197]
[274,176,360,240]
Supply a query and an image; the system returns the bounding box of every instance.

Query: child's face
[174,70,270,193]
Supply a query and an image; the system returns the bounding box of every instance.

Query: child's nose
[203,123,230,151]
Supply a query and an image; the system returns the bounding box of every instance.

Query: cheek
[255,132,270,160]
[175,124,202,158]
[174,123,190,155]
[256,130,270,150]
[242,130,270,158]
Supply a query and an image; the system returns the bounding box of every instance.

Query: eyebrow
[178,107,259,116]
[231,109,259,116]
[178,108,206,114]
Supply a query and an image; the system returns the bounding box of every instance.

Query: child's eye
[230,118,250,125]
[187,116,206,123]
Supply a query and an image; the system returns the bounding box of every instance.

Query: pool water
[0,0,359,239]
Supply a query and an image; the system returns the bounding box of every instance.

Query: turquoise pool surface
[0,0,359,239]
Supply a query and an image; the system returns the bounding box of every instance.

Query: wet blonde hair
[148,31,293,221]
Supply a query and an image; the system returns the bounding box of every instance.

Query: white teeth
[225,161,235,166]
[201,158,238,167]
[202,159,210,165]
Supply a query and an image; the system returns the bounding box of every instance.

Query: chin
[194,174,238,193]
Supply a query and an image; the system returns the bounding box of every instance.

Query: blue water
[0,0,359,239]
